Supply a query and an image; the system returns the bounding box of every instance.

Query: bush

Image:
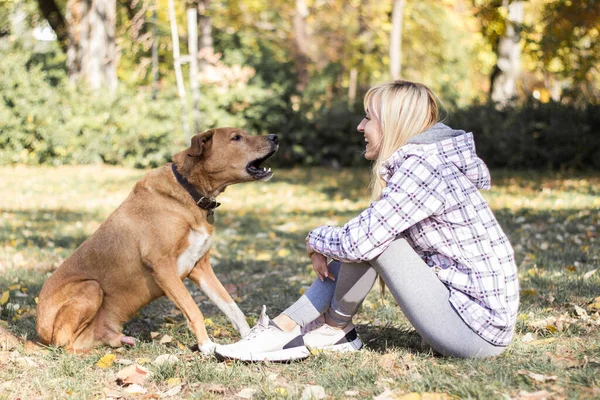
[0,45,181,168]
[447,102,600,170]
[1,45,598,170]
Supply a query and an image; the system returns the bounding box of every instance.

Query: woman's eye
[232,135,242,141]
[364,115,370,120]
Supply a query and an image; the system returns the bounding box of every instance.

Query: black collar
[171,164,221,211]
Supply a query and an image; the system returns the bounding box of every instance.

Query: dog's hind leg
[188,255,251,337]
[37,280,103,352]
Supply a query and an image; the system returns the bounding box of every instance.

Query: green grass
[0,166,599,399]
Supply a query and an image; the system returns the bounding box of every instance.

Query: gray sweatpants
[283,238,506,358]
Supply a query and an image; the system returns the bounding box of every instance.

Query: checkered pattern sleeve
[307,155,447,262]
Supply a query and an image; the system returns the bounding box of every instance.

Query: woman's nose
[357,119,366,132]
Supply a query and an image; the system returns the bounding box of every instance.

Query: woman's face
[357,108,383,160]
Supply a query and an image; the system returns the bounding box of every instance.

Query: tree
[34,0,118,91]
[390,0,406,80]
[66,0,118,91]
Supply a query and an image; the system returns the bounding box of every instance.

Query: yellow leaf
[521,289,538,297]
[0,291,9,305]
[396,394,422,400]
[275,387,288,396]
[527,338,556,346]
[299,287,306,295]
[204,318,213,327]
[545,325,557,333]
[213,328,221,337]
[8,284,20,291]
[135,358,151,365]
[97,353,116,369]
[277,248,291,258]
[167,377,182,387]
[256,252,272,261]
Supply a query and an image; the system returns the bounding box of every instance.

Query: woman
[215,80,519,362]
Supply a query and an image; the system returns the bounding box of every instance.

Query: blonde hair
[365,80,439,200]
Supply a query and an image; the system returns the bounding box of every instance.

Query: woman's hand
[306,242,334,281]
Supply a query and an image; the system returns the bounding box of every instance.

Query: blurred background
[0,0,598,170]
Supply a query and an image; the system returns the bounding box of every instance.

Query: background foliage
[0,0,598,169]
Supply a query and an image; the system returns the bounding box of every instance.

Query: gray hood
[382,123,491,190]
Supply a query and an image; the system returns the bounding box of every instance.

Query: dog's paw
[120,336,137,346]
[198,340,216,355]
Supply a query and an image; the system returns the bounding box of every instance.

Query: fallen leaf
[97,353,116,369]
[573,305,587,317]
[206,384,226,394]
[527,338,555,346]
[301,385,326,400]
[275,387,288,396]
[515,390,552,399]
[375,390,420,400]
[159,335,173,344]
[136,357,151,365]
[14,356,37,368]
[583,269,597,280]
[150,332,160,340]
[236,387,258,399]
[0,292,9,306]
[116,364,150,386]
[123,384,146,395]
[153,354,179,366]
[547,353,584,369]
[521,333,536,343]
[167,378,181,388]
[115,358,133,366]
[161,384,183,397]
[378,353,398,370]
[345,390,359,397]
[518,370,558,383]
[103,387,123,399]
[421,394,451,400]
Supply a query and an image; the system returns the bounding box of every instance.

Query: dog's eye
[232,135,242,141]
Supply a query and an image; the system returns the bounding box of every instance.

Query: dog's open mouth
[246,150,276,181]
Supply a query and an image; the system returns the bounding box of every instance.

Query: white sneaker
[302,315,362,352]
[214,306,310,362]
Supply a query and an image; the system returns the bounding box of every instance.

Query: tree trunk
[292,0,310,91]
[66,0,118,92]
[390,0,406,81]
[35,0,69,53]
[197,0,212,71]
[490,0,523,106]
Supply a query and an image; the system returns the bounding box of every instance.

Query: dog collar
[171,164,221,212]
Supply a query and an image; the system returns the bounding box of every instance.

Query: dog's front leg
[188,254,251,337]
[149,258,216,354]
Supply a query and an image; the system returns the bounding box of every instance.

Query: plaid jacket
[307,130,519,346]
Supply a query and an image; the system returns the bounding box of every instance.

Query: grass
[0,165,599,399]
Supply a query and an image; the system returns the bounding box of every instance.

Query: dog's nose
[268,134,279,144]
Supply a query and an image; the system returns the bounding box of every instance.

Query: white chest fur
[177,227,211,277]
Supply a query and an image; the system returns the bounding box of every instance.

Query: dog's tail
[0,324,41,352]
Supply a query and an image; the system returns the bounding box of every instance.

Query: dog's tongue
[257,305,270,327]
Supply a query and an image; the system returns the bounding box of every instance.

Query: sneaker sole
[308,337,362,353]
[216,346,310,362]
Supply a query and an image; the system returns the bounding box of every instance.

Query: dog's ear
[187,130,214,158]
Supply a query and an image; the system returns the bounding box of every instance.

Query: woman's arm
[307,155,447,263]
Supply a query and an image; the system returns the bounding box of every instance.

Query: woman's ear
[187,130,214,157]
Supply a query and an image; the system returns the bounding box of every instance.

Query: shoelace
[301,317,325,335]
[243,321,269,340]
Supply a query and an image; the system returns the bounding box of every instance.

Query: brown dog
[34,128,278,354]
